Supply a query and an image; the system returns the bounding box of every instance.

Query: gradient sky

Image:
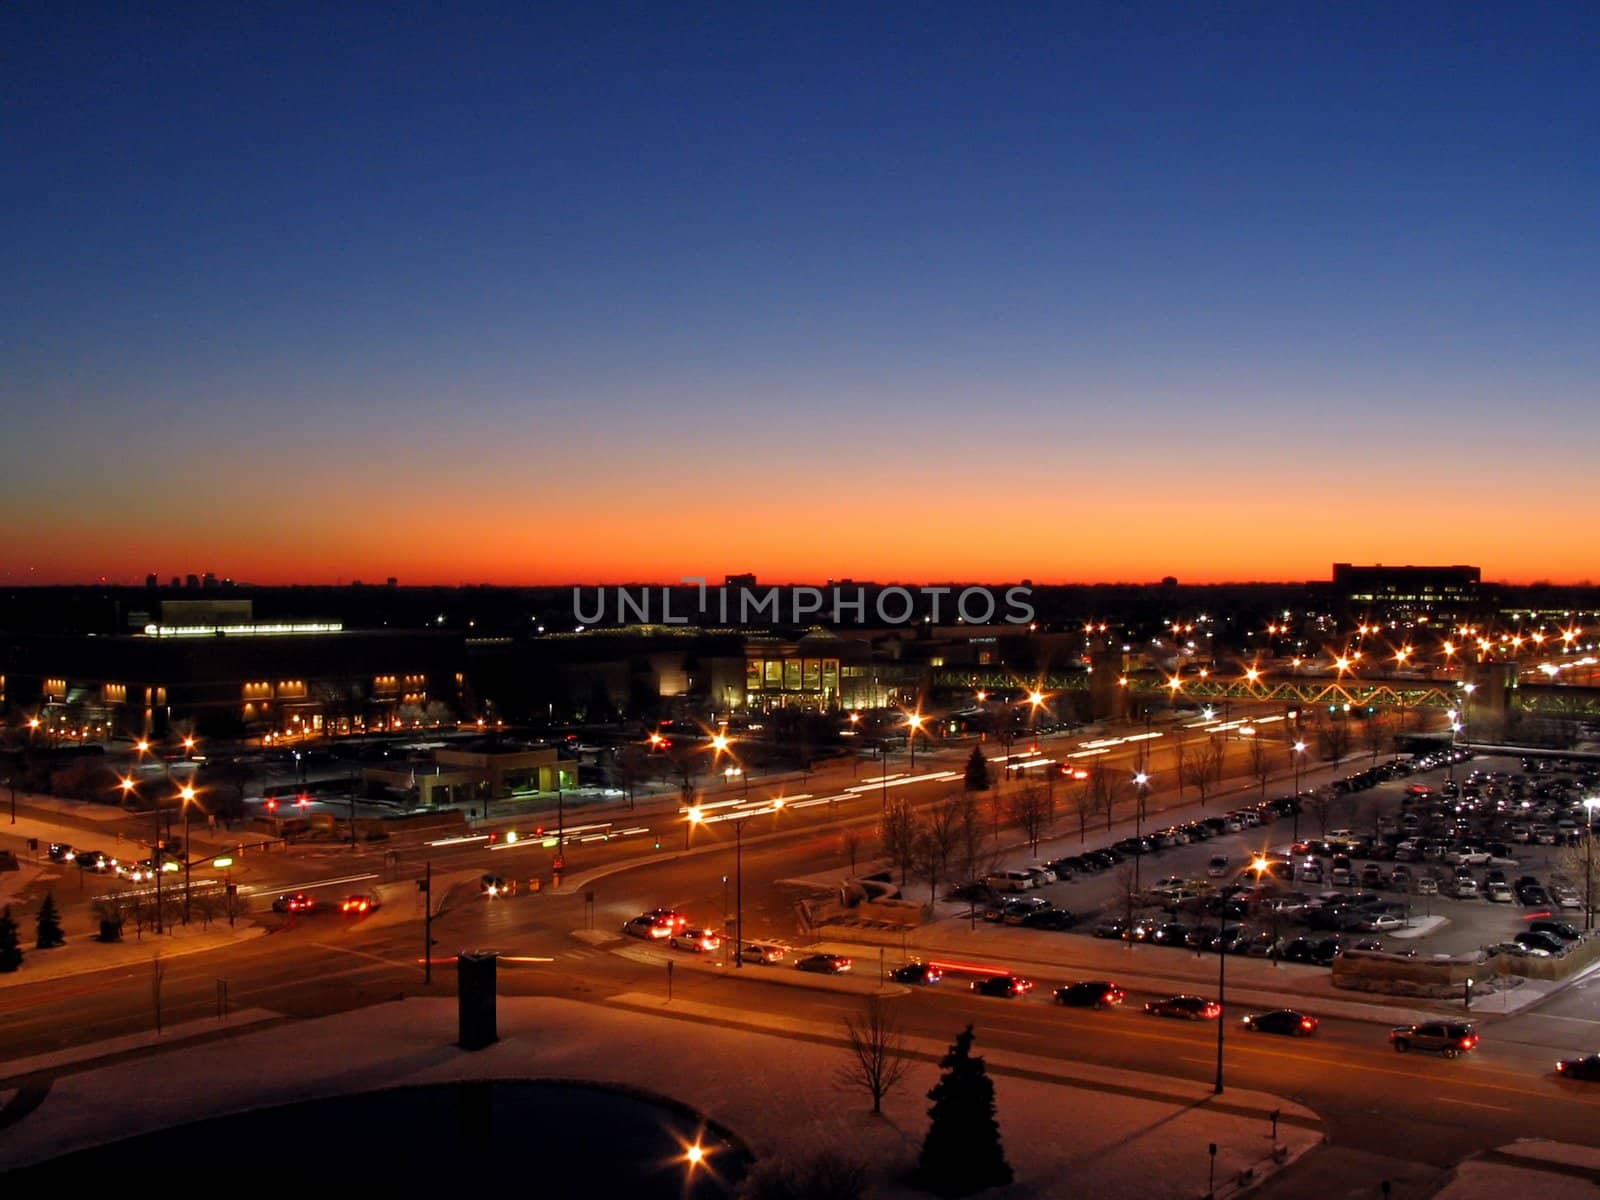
[3,3,1597,587]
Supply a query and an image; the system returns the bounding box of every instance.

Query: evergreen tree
[963,746,991,793]
[36,891,66,949]
[0,906,23,972]
[917,1024,1011,1197]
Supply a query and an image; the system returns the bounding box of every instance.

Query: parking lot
[965,748,1598,969]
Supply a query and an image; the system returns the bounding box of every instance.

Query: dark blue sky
[4,3,1597,584]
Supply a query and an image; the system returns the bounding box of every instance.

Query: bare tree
[842,825,863,875]
[879,799,918,886]
[953,792,990,885]
[836,997,913,1114]
[1006,784,1052,854]
[1180,738,1226,806]
[1317,715,1352,763]
[1069,775,1095,845]
[610,744,649,811]
[913,799,962,903]
[1088,765,1126,831]
[1362,711,1390,765]
[1248,736,1274,797]
[1173,736,1190,801]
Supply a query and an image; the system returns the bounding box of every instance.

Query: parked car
[971,974,1033,998]
[890,961,942,985]
[1515,930,1567,955]
[1486,881,1514,903]
[1241,1009,1319,1037]
[1390,1021,1479,1057]
[1021,908,1078,930]
[1206,855,1230,878]
[1359,913,1405,932]
[1145,995,1221,1020]
[1054,980,1125,1009]
[795,953,852,974]
[1552,886,1583,911]
[1093,918,1128,940]
[1530,919,1581,942]
[1416,877,1438,896]
[272,892,315,914]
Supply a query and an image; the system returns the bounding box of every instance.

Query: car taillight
[1302,1018,1314,1029]
[1557,1061,1565,1071]
[1462,1037,1477,1047]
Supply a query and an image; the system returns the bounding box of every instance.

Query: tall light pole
[179,784,199,922]
[907,713,925,771]
[732,815,749,967]
[685,805,702,851]
[123,776,161,934]
[1214,924,1228,1095]
[1291,740,1306,842]
[1133,771,1149,894]
[1585,798,1599,932]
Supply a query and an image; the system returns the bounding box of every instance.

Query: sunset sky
[4,4,1597,587]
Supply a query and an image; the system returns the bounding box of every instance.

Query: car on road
[1206,855,1230,877]
[1390,1021,1478,1056]
[1145,995,1221,1020]
[74,850,115,873]
[670,928,721,953]
[622,914,675,939]
[795,953,852,974]
[272,892,315,914]
[479,874,513,897]
[1093,918,1128,940]
[339,894,381,914]
[890,961,942,985]
[971,974,1033,998]
[1241,1009,1319,1037]
[1556,1053,1600,1081]
[1053,980,1125,1009]
[738,942,787,965]
[47,843,75,862]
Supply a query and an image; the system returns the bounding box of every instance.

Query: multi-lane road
[3,723,1598,1188]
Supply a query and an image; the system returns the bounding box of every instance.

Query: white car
[1552,886,1583,911]
[1447,847,1490,866]
[1360,913,1405,932]
[1416,877,1439,896]
[1486,881,1514,903]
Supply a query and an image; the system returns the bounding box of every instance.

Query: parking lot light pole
[1585,798,1599,931]
[1214,933,1227,1094]
[1133,772,1149,894]
[1291,741,1306,842]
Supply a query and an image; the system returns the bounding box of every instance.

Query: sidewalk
[0,922,264,992]
[0,994,1324,1199]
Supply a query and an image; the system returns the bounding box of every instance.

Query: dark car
[1054,980,1125,1009]
[1241,1009,1319,1037]
[1556,1053,1600,1081]
[891,961,943,985]
[795,953,852,974]
[970,974,1033,998]
[1145,995,1221,1020]
[479,873,513,897]
[1093,918,1128,940]
[1020,908,1077,930]
[271,891,315,914]
[1390,1021,1478,1057]
[47,842,75,863]
[1515,930,1567,955]
[74,849,115,873]
[1519,884,1553,906]
[1530,919,1581,942]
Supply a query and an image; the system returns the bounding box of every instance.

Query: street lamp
[1132,772,1149,893]
[1585,797,1600,932]
[1291,740,1306,842]
[178,784,200,922]
[685,805,702,850]
[1214,920,1228,1095]
[906,713,925,771]
[123,776,162,934]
